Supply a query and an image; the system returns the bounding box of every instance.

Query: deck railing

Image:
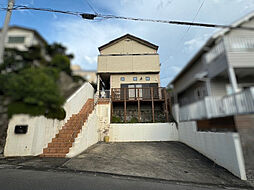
[111,87,166,101]
[179,87,254,121]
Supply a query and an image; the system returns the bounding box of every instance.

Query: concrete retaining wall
[4,83,94,157]
[67,109,99,158]
[178,121,247,180]
[109,123,178,142]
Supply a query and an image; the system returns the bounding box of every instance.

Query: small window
[133,77,137,81]
[8,36,25,44]
[145,77,150,81]
[120,77,125,81]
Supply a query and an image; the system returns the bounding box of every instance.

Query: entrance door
[136,84,142,99]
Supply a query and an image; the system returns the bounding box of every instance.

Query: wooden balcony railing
[110,87,170,123]
[111,87,166,102]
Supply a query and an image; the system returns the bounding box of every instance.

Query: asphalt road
[0,168,251,190]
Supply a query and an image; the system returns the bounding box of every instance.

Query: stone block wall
[0,96,9,153]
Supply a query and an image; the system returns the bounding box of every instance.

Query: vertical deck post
[164,88,169,122]
[151,87,155,123]
[110,88,113,123]
[124,88,127,123]
[138,88,141,122]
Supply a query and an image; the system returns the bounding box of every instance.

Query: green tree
[50,54,72,75]
[4,67,65,119]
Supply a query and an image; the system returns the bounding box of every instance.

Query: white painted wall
[96,103,111,141]
[109,123,178,142]
[178,121,247,180]
[64,83,94,122]
[4,115,65,157]
[4,83,94,157]
[67,109,99,158]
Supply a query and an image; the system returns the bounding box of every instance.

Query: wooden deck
[110,87,170,123]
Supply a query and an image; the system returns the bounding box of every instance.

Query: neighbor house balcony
[179,87,254,121]
[205,37,254,78]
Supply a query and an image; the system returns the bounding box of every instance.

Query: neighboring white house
[0,25,47,51]
[168,12,254,181]
[169,12,254,122]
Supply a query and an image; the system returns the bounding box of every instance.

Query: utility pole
[0,0,15,64]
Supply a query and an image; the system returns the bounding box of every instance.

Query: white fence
[179,87,254,121]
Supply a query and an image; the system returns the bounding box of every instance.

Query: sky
[1,0,254,86]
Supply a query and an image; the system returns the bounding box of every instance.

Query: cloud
[50,0,254,86]
[52,19,126,70]
[184,33,210,52]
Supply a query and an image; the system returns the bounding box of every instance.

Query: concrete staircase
[41,99,94,157]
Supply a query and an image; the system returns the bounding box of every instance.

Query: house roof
[169,11,254,85]
[98,34,159,51]
[2,25,48,45]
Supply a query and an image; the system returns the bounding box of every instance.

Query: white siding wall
[174,60,205,94]
[226,19,254,68]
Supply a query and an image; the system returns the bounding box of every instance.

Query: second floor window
[146,77,150,81]
[120,77,125,81]
[8,36,25,44]
[133,77,137,81]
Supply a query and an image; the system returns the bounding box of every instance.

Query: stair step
[52,138,75,143]
[40,153,66,158]
[48,142,73,148]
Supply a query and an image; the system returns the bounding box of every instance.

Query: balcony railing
[111,87,166,101]
[205,37,254,64]
[179,87,254,121]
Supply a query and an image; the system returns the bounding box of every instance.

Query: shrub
[44,107,66,120]
[8,102,45,118]
[111,116,122,123]
[129,117,139,123]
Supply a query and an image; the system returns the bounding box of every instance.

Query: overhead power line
[161,0,206,72]
[84,0,98,15]
[1,5,254,31]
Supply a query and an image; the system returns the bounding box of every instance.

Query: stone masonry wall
[0,96,9,154]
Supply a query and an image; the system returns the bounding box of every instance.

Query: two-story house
[169,12,254,123]
[97,34,170,123]
[0,25,47,51]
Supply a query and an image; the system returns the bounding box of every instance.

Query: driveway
[0,142,251,188]
[64,142,249,187]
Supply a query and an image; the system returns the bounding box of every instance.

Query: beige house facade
[97,34,161,94]
[97,34,170,123]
